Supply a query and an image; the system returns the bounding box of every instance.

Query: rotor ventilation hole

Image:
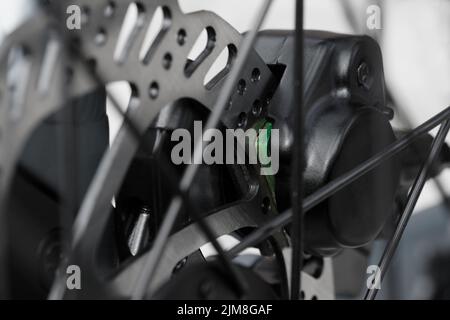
[252,100,262,116]
[139,6,172,64]
[237,112,248,128]
[162,52,173,70]
[114,2,146,64]
[184,27,216,77]
[203,44,237,90]
[95,28,107,46]
[148,81,159,100]
[251,68,261,82]
[177,29,187,46]
[104,1,116,18]
[237,79,247,95]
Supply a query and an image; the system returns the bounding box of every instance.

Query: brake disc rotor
[0,0,293,299]
[0,0,274,202]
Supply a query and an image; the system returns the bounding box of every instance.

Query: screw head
[357,62,371,89]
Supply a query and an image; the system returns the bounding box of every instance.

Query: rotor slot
[184,27,216,78]
[203,44,237,90]
[139,6,172,65]
[114,2,147,64]
[6,45,33,123]
[37,34,61,95]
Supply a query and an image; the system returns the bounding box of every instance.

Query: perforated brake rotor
[0,0,290,299]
